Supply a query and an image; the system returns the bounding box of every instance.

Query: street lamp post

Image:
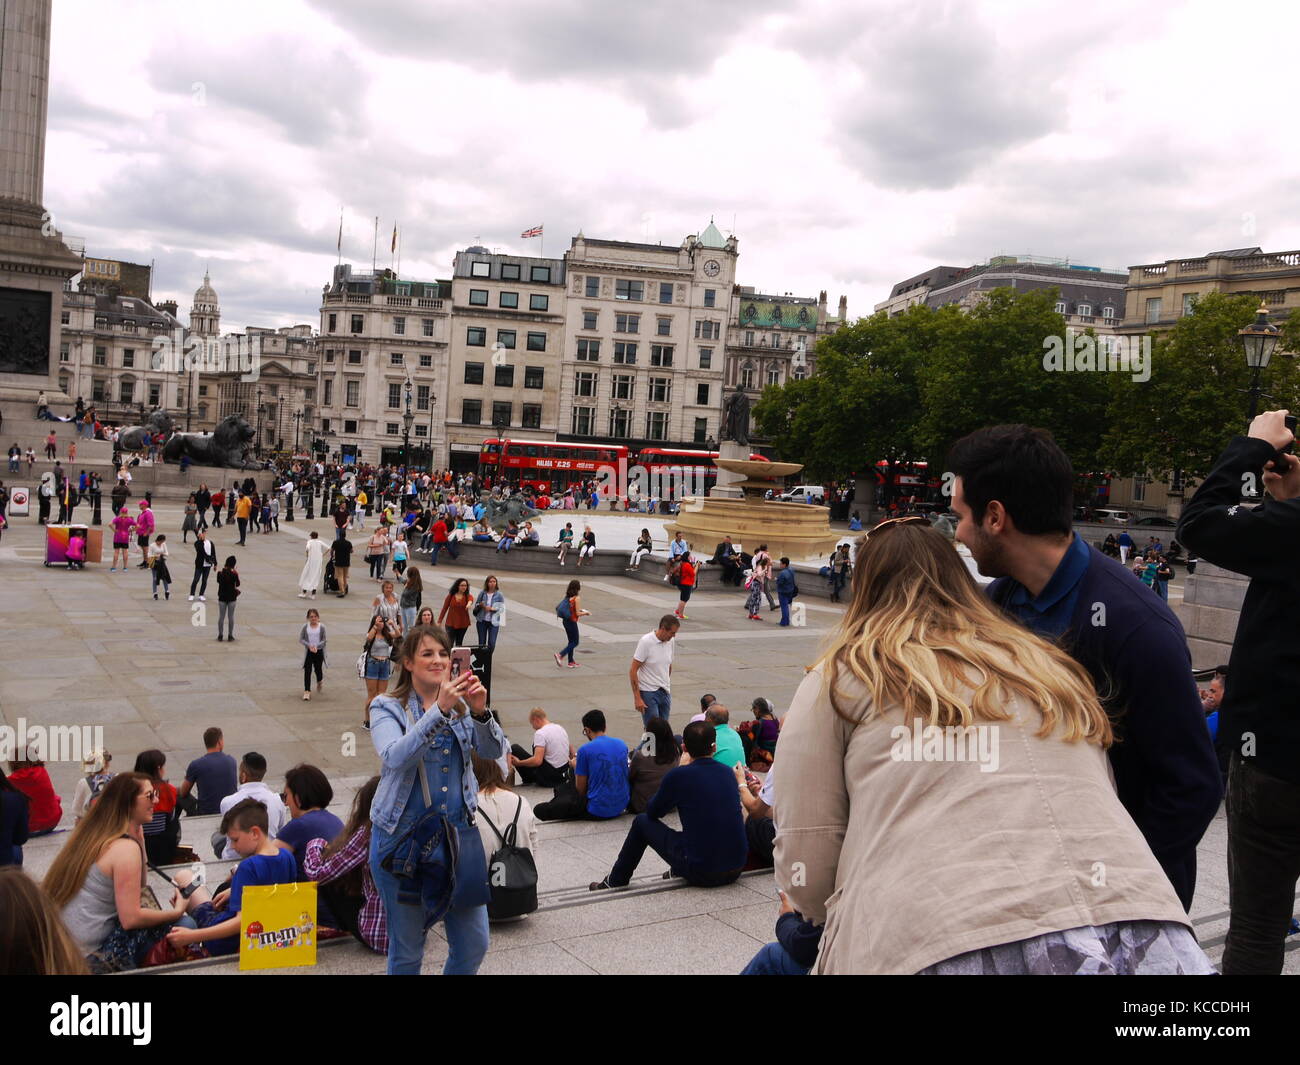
[1240,302,1281,425]
[255,386,264,457]
[401,378,414,485]
[427,391,436,476]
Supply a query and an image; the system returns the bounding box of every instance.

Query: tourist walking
[300,608,327,701]
[109,507,134,572]
[473,576,505,649]
[372,579,402,632]
[438,578,474,647]
[216,556,240,641]
[391,530,410,582]
[360,614,399,730]
[235,492,252,544]
[750,544,777,611]
[147,534,172,600]
[330,533,352,598]
[674,553,697,620]
[399,568,423,632]
[366,527,390,581]
[554,579,590,668]
[134,501,155,569]
[299,531,329,599]
[181,495,198,543]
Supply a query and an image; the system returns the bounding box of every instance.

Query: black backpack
[479,796,538,920]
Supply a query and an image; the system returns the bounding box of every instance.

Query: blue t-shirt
[276,809,345,880]
[184,752,238,815]
[575,735,630,818]
[204,849,299,956]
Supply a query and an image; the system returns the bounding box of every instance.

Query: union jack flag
[520,225,543,239]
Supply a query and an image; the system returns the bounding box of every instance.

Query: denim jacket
[369,691,506,836]
[474,590,505,628]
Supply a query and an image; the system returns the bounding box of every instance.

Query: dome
[465,245,489,254]
[193,270,219,309]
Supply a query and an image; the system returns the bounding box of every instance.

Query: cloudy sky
[45,0,1300,332]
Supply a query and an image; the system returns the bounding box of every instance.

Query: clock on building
[703,259,720,277]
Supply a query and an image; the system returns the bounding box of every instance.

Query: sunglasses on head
[868,514,930,537]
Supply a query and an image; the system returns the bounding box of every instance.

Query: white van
[781,485,826,504]
[1094,509,1132,524]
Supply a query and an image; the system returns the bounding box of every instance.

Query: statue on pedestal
[721,391,750,446]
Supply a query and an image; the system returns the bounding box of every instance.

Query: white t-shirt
[633,631,675,692]
[532,721,571,769]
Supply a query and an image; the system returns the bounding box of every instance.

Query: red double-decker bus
[480,439,630,493]
[636,447,770,495]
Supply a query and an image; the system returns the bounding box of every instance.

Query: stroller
[324,558,339,593]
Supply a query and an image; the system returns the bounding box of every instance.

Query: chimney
[838,294,848,320]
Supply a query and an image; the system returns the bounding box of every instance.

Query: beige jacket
[774,666,1191,975]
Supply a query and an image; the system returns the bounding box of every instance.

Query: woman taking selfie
[368,623,507,974]
[774,517,1212,975]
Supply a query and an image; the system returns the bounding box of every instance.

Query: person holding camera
[1177,408,1300,974]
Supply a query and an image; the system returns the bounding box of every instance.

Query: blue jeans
[369,828,490,975]
[402,606,417,632]
[741,941,810,976]
[559,619,579,663]
[608,813,741,888]
[476,621,499,649]
[430,542,457,565]
[640,688,671,728]
[779,594,792,625]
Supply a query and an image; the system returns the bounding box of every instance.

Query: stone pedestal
[1173,560,1248,670]
[709,441,748,499]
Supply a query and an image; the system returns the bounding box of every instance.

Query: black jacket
[194,539,216,568]
[1178,435,1300,785]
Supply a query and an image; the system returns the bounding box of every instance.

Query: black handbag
[478,796,538,920]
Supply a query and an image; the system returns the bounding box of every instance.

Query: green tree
[1099,293,1300,480]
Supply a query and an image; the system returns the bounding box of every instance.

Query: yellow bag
[238,882,318,971]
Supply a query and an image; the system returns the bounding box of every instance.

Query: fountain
[665,457,842,561]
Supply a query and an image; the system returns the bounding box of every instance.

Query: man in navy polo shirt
[948,424,1220,910]
[179,726,238,816]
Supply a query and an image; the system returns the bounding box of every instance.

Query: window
[422,318,435,336]
[659,282,673,304]
[307,363,317,375]
[530,294,549,311]
[148,384,160,407]
[60,310,70,325]
[694,320,720,340]
[469,289,489,306]
[1077,304,1092,317]
[350,314,364,333]
[304,387,315,402]
[525,365,544,389]
[704,289,716,308]
[471,261,490,278]
[1133,474,1146,503]
[500,262,520,281]
[649,377,670,403]
[645,411,668,440]
[415,424,428,438]
[494,329,515,349]
[1182,293,1197,316]
[615,279,644,301]
[386,423,399,436]
[650,344,673,367]
[613,374,634,400]
[328,313,337,332]
[326,349,336,362]
[467,327,486,346]
[419,353,432,367]
[694,417,708,443]
[492,401,513,427]
[1145,298,1162,324]
[572,407,595,435]
[499,291,519,309]
[119,379,134,404]
[324,379,333,405]
[582,310,598,330]
[417,385,430,411]
[495,364,514,387]
[696,383,710,406]
[93,346,107,366]
[614,341,636,364]
[344,419,358,434]
[91,378,106,402]
[522,403,542,429]
[1102,305,1115,320]
[388,383,402,408]
[1054,301,1067,314]
[577,338,600,361]
[526,332,546,352]
[390,352,404,366]
[741,363,756,390]
[585,276,600,298]
[574,372,598,397]
[615,313,640,333]
[59,342,69,362]
[609,408,631,437]
[122,349,135,368]
[744,331,754,346]
[656,317,671,336]
[394,316,406,335]
[462,399,482,424]
[346,381,360,406]
[530,265,551,283]
[464,362,484,385]
[322,418,331,432]
[793,365,807,380]
[698,347,713,369]
[767,367,781,387]
[348,349,362,364]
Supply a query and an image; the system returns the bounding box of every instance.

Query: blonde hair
[43,772,151,908]
[815,524,1111,745]
[0,868,88,975]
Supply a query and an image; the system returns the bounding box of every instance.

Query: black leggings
[190,566,211,597]
[303,649,324,691]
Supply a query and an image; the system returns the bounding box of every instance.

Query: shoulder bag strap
[478,802,506,847]
[403,700,434,809]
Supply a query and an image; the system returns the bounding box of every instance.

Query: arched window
[793,365,807,381]
[766,365,781,387]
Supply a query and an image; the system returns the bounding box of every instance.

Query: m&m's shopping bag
[239,882,318,971]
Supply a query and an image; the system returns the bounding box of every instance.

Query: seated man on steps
[590,721,747,891]
[509,708,574,787]
[534,710,628,821]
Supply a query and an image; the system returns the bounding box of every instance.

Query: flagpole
[337,207,343,266]
[372,216,378,273]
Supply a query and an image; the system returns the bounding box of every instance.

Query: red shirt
[432,520,449,543]
[9,766,62,832]
[680,560,697,587]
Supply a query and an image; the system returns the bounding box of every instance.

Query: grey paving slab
[556,914,765,975]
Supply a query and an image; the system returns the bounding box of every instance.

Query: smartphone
[450,646,473,680]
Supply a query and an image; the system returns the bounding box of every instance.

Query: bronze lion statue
[162,415,258,469]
